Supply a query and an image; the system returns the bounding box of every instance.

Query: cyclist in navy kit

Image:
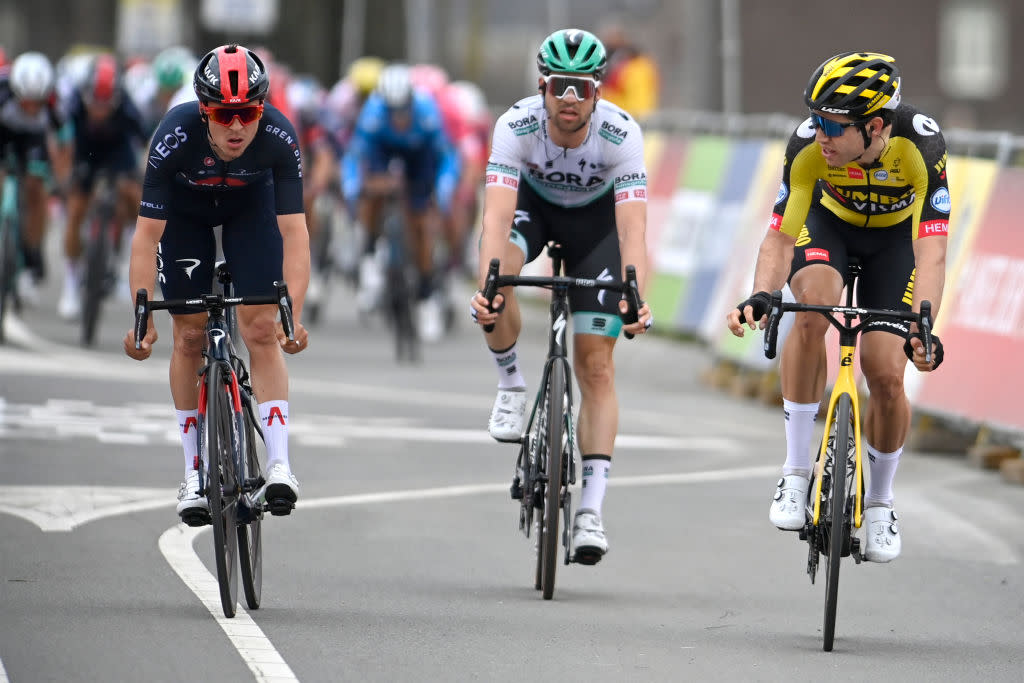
[123,44,310,525]
[59,53,149,319]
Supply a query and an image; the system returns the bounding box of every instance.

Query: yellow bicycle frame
[809,343,864,529]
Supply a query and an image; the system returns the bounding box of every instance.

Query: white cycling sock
[865,442,901,507]
[579,456,611,515]
[259,400,290,470]
[176,409,199,476]
[782,399,819,477]
[490,342,526,390]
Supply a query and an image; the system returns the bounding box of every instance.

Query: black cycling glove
[903,332,944,370]
[736,291,773,324]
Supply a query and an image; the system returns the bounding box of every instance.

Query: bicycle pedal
[266,498,295,516]
[180,509,211,527]
[510,480,523,500]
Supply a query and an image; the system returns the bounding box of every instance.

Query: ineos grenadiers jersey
[772,102,950,240]
[486,95,646,208]
[139,101,304,221]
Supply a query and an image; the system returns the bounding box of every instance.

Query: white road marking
[158,525,298,682]
[899,489,1019,566]
[0,399,742,452]
[0,486,174,532]
[0,654,8,682]
[156,465,780,682]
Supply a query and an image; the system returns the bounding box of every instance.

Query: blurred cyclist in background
[58,53,148,319]
[0,51,71,303]
[143,46,198,131]
[341,63,460,342]
[438,79,491,276]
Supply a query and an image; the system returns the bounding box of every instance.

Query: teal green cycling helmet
[537,28,607,79]
[152,46,195,91]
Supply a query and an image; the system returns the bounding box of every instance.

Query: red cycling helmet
[193,44,269,105]
[81,53,121,107]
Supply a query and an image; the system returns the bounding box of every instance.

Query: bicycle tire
[822,393,852,651]
[81,209,112,346]
[540,360,566,600]
[237,401,263,610]
[206,363,239,618]
[0,212,16,344]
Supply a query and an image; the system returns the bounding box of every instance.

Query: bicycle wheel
[822,393,853,652]
[540,360,567,600]
[237,399,263,610]
[206,363,240,618]
[0,212,16,344]
[81,207,113,346]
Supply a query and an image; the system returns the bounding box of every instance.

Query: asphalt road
[2,247,1023,682]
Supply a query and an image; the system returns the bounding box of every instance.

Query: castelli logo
[204,157,215,167]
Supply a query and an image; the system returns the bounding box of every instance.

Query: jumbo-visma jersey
[772,102,950,240]
[485,95,647,208]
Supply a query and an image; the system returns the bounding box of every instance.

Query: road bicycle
[134,265,296,618]
[380,193,419,363]
[80,171,121,346]
[481,243,642,600]
[762,260,932,651]
[0,145,24,344]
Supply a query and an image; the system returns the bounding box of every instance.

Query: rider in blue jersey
[340,63,460,341]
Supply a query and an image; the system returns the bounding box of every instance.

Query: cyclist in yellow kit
[726,52,946,562]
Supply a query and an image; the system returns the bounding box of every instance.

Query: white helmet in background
[10,52,55,100]
[376,64,413,108]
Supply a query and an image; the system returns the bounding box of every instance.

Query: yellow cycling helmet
[804,51,901,118]
[347,56,385,97]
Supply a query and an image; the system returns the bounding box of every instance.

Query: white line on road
[159,525,299,682]
[0,654,8,682]
[159,465,776,682]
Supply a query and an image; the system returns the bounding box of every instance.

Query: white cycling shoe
[863,505,901,562]
[176,470,210,527]
[488,387,527,442]
[263,462,299,516]
[572,508,608,565]
[769,475,809,530]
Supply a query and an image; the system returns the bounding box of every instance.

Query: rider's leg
[781,264,844,472]
[859,331,911,506]
[169,311,208,464]
[59,186,90,317]
[573,332,617,514]
[20,173,48,282]
[237,304,293,470]
[485,241,527,441]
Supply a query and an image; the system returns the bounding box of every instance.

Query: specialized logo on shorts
[930,187,951,213]
[595,268,614,306]
[775,182,788,205]
[805,248,829,262]
[513,209,530,226]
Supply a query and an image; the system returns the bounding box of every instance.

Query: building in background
[0,0,1020,134]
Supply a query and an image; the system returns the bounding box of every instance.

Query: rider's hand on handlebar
[727,291,773,337]
[619,299,652,336]
[279,321,309,354]
[124,325,158,361]
[904,332,943,372]
[470,290,504,327]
